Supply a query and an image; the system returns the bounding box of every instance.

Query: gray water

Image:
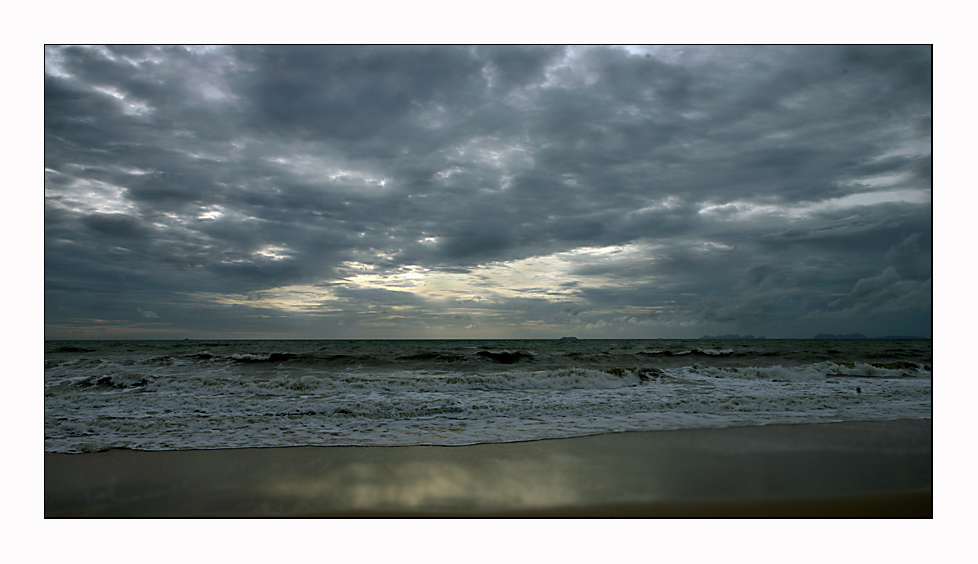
[44,339,932,453]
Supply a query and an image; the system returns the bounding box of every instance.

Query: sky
[43,45,932,339]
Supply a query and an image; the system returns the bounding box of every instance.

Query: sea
[44,339,932,453]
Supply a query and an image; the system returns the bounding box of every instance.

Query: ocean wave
[44,358,927,400]
[58,373,154,390]
[231,352,294,363]
[692,361,927,381]
[396,352,470,362]
[640,348,735,357]
[49,345,96,353]
[475,350,536,364]
[46,366,664,397]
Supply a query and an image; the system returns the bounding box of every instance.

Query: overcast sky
[44,45,931,339]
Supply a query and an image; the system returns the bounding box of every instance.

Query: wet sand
[45,419,932,517]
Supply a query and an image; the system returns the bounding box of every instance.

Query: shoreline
[46,419,932,517]
[44,416,932,455]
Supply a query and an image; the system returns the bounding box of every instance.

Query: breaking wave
[45,339,932,453]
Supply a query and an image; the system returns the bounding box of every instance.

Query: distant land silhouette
[814,333,868,339]
[876,335,930,339]
[700,334,765,339]
[694,333,929,339]
[813,334,929,339]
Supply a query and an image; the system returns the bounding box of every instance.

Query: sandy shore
[45,419,931,517]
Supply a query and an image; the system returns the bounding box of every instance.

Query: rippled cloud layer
[45,45,931,338]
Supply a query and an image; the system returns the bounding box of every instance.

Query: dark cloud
[44,45,931,338]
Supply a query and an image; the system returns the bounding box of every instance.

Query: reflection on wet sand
[45,420,931,517]
[258,456,592,512]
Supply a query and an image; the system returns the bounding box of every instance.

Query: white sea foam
[44,364,931,453]
[44,339,932,453]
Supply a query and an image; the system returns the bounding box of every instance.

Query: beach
[45,419,931,517]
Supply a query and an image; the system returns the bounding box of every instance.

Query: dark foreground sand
[45,419,931,517]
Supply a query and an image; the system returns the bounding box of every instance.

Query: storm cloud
[44,45,931,338]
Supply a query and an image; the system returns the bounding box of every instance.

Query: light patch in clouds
[819,188,930,209]
[189,284,342,314]
[92,85,154,116]
[874,140,931,161]
[630,196,685,215]
[847,171,915,189]
[46,176,137,215]
[340,243,658,304]
[197,206,224,220]
[178,242,669,336]
[699,188,930,221]
[254,245,293,261]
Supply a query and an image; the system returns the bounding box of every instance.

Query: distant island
[696,333,929,340]
[876,335,930,339]
[814,333,868,339]
[559,336,579,340]
[813,334,929,339]
[700,334,765,339]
